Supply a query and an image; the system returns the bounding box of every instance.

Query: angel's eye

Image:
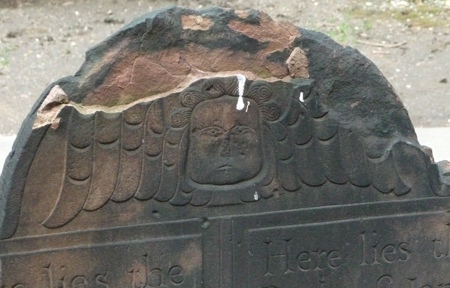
[200,126,224,137]
[232,126,254,135]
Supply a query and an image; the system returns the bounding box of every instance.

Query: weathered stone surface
[1,7,450,287]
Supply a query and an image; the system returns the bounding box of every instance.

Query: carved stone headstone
[1,7,450,287]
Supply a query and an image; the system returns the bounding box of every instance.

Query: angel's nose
[219,133,232,157]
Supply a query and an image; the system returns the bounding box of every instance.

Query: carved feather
[135,100,165,200]
[111,103,147,202]
[83,112,121,211]
[43,109,94,228]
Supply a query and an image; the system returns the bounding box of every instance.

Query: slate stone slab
[1,6,450,287]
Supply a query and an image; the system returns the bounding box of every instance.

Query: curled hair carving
[201,77,239,99]
[172,77,281,127]
[247,81,273,104]
[261,102,281,121]
[180,89,205,108]
[170,108,191,128]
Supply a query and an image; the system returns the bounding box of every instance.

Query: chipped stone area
[181,15,214,31]
[89,57,285,106]
[82,45,294,106]
[33,85,69,129]
[286,47,310,78]
[37,71,285,121]
[227,11,299,52]
[235,10,251,19]
[81,10,301,107]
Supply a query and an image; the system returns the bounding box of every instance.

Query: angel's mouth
[218,164,233,170]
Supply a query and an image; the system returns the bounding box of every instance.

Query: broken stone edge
[1,7,449,240]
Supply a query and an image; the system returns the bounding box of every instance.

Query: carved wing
[43,99,184,228]
[274,80,431,196]
[42,77,432,228]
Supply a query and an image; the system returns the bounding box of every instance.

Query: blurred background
[0,0,449,168]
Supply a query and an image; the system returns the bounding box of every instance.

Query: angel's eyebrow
[198,121,224,129]
[235,118,256,128]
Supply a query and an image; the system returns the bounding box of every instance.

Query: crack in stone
[124,20,148,92]
[32,71,294,129]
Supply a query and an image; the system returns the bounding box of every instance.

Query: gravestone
[1,6,450,287]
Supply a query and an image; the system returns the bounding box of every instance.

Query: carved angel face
[187,96,263,185]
